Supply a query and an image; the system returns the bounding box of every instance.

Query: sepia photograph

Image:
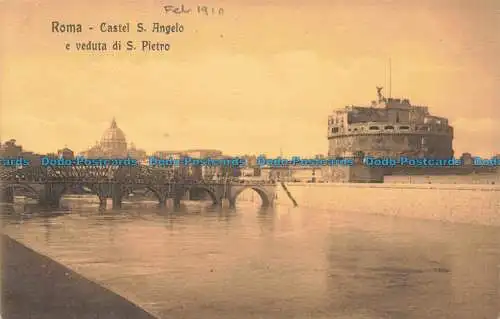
[1,0,499,318]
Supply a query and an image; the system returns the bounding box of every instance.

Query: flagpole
[389,58,392,98]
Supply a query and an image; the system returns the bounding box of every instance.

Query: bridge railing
[0,166,276,185]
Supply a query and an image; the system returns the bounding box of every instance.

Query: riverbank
[385,173,499,185]
[1,234,156,319]
[276,182,500,227]
[282,182,500,191]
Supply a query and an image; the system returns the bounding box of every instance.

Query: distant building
[150,149,241,179]
[128,143,147,160]
[193,153,242,180]
[183,149,222,179]
[241,155,258,167]
[152,150,184,160]
[260,166,323,182]
[460,152,473,166]
[184,149,223,158]
[79,118,147,160]
[238,155,261,178]
[241,167,256,177]
[0,139,22,157]
[0,139,43,166]
[57,147,74,159]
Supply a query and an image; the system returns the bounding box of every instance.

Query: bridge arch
[0,183,40,200]
[53,184,107,206]
[120,185,166,203]
[230,186,272,207]
[121,186,157,198]
[182,185,219,205]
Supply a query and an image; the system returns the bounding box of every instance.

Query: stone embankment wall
[385,174,500,185]
[276,182,500,227]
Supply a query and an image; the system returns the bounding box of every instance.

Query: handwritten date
[163,4,224,16]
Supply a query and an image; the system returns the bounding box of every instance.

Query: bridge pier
[39,196,60,208]
[154,191,167,208]
[99,200,107,210]
[0,187,14,203]
[158,197,166,208]
[112,197,122,209]
[220,198,231,208]
[158,197,181,209]
[38,185,61,208]
[112,185,122,210]
[160,198,168,208]
[174,197,181,208]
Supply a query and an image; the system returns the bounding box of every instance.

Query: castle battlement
[327,87,454,159]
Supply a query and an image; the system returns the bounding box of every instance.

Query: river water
[1,187,499,319]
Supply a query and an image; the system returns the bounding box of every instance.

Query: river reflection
[2,198,499,319]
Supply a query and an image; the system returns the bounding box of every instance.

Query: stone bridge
[0,165,277,209]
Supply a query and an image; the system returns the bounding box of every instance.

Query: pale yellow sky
[1,0,499,157]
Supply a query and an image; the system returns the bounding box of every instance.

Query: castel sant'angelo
[327,87,454,159]
[322,87,460,182]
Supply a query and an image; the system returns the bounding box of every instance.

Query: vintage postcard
[1,0,499,318]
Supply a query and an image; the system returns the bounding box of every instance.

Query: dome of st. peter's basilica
[80,118,145,159]
[100,118,127,157]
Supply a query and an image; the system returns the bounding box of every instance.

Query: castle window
[332,127,339,133]
[399,126,410,130]
[369,126,380,130]
[384,125,395,130]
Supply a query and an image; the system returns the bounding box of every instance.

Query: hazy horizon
[1,0,499,157]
